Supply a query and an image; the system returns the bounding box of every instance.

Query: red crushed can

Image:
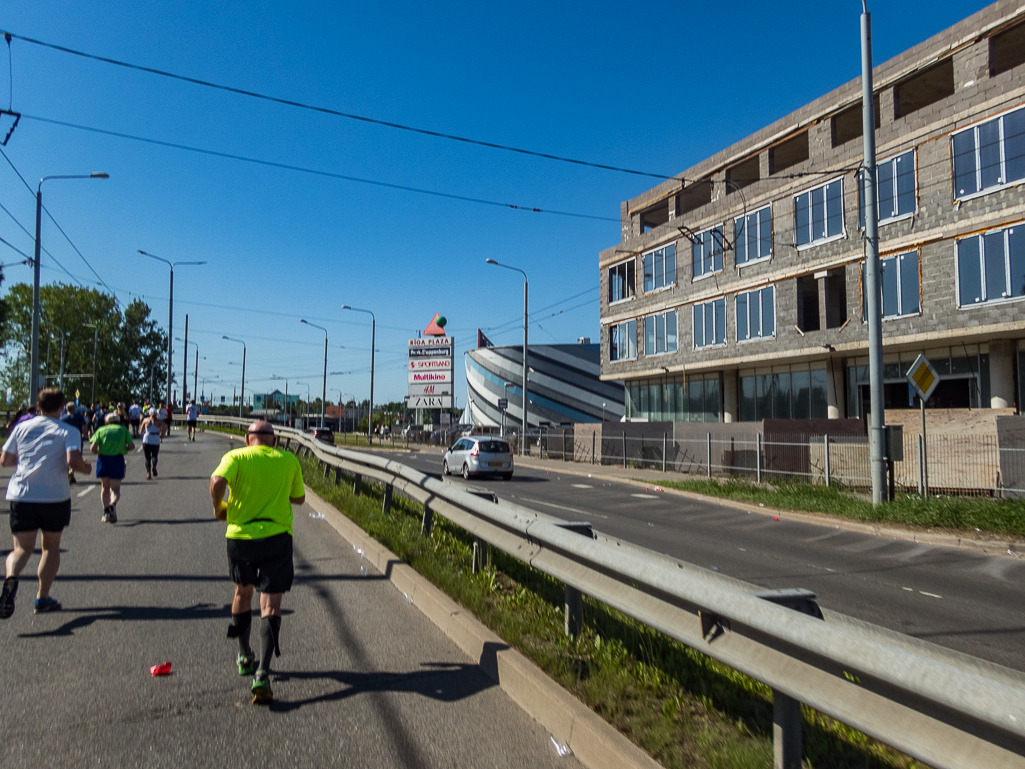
[149,661,172,676]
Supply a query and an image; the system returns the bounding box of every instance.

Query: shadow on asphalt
[267,661,498,712]
[116,518,220,527]
[17,603,296,637]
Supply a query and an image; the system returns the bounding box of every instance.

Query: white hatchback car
[443,436,514,480]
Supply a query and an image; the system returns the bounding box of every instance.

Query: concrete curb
[303,486,664,769]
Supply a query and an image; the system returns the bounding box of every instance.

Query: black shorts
[9,499,72,533]
[227,533,294,593]
[187,420,197,428]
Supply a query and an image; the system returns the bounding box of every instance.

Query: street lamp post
[176,337,200,403]
[223,336,246,418]
[296,381,311,427]
[83,322,100,404]
[30,172,109,405]
[270,376,290,423]
[486,259,528,455]
[341,305,375,445]
[300,319,328,428]
[138,250,206,407]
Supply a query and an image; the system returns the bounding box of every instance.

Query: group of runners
[1,389,304,705]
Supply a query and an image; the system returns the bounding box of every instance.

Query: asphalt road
[382,446,1025,673]
[0,430,581,769]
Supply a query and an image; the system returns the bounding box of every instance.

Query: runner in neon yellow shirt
[210,421,304,704]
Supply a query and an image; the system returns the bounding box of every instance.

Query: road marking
[76,486,96,498]
[516,496,607,519]
[571,484,592,488]
[902,586,914,592]
[920,591,942,599]
[136,446,144,453]
[630,493,658,499]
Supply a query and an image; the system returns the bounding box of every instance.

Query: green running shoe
[251,671,273,704]
[237,654,255,676]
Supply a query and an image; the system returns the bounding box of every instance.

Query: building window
[693,298,726,349]
[692,226,723,279]
[626,375,720,422]
[739,365,828,421]
[794,178,845,248]
[734,206,772,266]
[642,243,676,292]
[736,286,775,341]
[644,310,678,356]
[609,319,637,361]
[858,150,916,227]
[862,251,920,319]
[952,106,1025,200]
[957,225,1025,307]
[608,259,635,304]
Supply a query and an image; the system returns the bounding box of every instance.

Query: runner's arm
[89,441,100,455]
[0,450,16,467]
[210,475,229,520]
[68,449,91,474]
[290,493,306,505]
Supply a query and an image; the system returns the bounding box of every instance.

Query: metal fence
[533,427,1025,497]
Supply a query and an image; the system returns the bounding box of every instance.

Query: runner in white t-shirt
[1,388,92,618]
[128,401,143,439]
[185,400,201,442]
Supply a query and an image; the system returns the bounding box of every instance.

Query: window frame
[858,149,917,228]
[793,176,846,250]
[735,285,777,342]
[734,205,773,268]
[607,258,636,306]
[861,250,921,320]
[643,309,678,357]
[951,104,1025,202]
[955,225,1025,308]
[641,243,677,294]
[693,297,727,350]
[609,318,638,362]
[691,226,724,281]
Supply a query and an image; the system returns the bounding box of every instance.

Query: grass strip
[295,451,927,769]
[650,477,1025,539]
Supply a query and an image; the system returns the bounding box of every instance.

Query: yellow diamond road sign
[906,354,939,402]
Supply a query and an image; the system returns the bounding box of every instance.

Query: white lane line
[515,496,608,519]
[571,484,593,488]
[902,586,914,592]
[76,486,96,498]
[136,445,144,453]
[630,493,658,499]
[920,591,943,599]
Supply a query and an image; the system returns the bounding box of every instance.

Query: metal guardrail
[199,416,1025,768]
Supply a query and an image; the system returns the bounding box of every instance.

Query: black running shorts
[226,533,294,593]
[9,499,72,533]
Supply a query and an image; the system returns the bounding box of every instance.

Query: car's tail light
[470,444,479,457]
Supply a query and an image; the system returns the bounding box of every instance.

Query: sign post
[906,355,940,498]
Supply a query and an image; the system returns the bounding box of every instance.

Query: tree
[0,283,168,406]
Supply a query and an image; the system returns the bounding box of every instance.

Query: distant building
[252,390,300,411]
[465,342,624,428]
[600,2,1025,422]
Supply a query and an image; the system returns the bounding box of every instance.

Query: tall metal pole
[240,346,246,419]
[57,331,66,391]
[861,3,887,506]
[166,265,174,406]
[369,316,375,444]
[182,314,189,402]
[193,348,198,404]
[522,279,529,456]
[30,187,42,404]
[90,325,98,403]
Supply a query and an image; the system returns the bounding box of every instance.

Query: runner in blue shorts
[89,413,134,524]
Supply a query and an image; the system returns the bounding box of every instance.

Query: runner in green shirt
[210,420,304,704]
[89,414,135,524]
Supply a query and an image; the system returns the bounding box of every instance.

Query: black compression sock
[259,615,282,673]
[228,611,253,657]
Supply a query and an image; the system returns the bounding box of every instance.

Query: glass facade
[858,150,916,227]
[846,350,990,415]
[625,375,720,422]
[794,178,844,247]
[738,365,828,421]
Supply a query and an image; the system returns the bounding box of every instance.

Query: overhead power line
[23,114,618,223]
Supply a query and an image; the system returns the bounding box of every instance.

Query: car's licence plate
[489,462,503,467]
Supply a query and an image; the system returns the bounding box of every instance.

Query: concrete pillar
[826,359,842,419]
[722,372,738,423]
[989,340,1014,409]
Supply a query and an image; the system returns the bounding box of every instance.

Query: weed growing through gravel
[295,452,924,769]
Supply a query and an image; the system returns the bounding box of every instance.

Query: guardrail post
[707,433,712,478]
[472,537,488,574]
[824,434,830,487]
[564,585,582,638]
[334,467,342,486]
[662,433,666,473]
[622,432,626,466]
[756,434,763,483]
[353,474,362,496]
[773,690,802,769]
[382,483,393,514]
[323,462,331,480]
[421,503,434,537]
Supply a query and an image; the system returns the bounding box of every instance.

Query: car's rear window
[479,441,510,453]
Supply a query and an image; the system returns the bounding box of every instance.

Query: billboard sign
[408,324,454,409]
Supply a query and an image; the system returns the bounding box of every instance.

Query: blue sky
[0,0,992,409]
